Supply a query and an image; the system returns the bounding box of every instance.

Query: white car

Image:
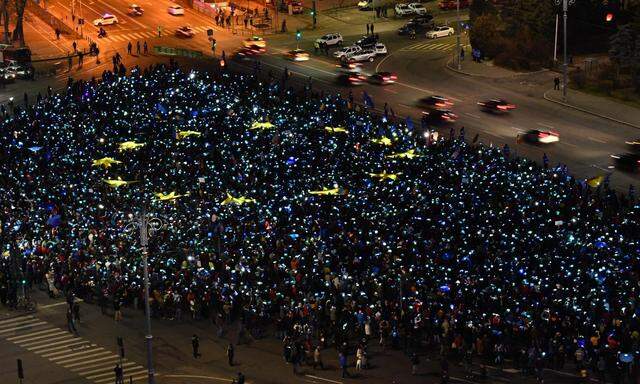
[128,4,144,16]
[93,14,118,26]
[426,26,454,38]
[346,49,377,63]
[357,0,372,10]
[175,26,195,38]
[395,4,413,16]
[333,45,362,59]
[374,43,387,55]
[315,33,343,47]
[168,5,185,15]
[407,3,427,15]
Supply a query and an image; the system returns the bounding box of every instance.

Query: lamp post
[556,0,575,102]
[124,211,165,384]
[455,0,461,70]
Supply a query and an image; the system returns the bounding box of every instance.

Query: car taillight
[390,75,397,79]
[382,77,389,81]
[497,105,508,110]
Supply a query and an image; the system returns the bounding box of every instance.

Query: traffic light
[605,12,614,22]
[17,358,24,379]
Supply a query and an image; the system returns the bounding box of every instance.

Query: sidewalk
[447,55,546,79]
[544,88,640,129]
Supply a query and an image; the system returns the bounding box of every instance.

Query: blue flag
[405,116,414,131]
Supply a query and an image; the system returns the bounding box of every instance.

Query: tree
[469,0,495,21]
[609,24,638,69]
[470,13,503,58]
[12,0,26,46]
[0,0,11,45]
[503,0,556,40]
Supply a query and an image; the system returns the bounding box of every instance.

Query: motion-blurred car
[369,71,397,85]
[233,47,266,61]
[357,0,372,10]
[611,153,640,172]
[243,36,266,49]
[355,35,379,48]
[345,49,377,63]
[285,49,310,61]
[128,4,144,16]
[337,73,367,86]
[175,26,195,38]
[521,129,559,144]
[439,0,469,10]
[4,61,33,79]
[407,2,428,15]
[0,67,16,82]
[315,33,343,47]
[93,14,118,26]
[168,5,185,15]
[422,109,457,124]
[374,43,388,55]
[426,26,454,39]
[477,99,516,113]
[336,62,363,73]
[419,95,454,108]
[395,3,413,16]
[625,139,640,151]
[333,45,362,59]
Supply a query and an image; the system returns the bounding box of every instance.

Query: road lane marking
[88,367,147,380]
[76,362,137,376]
[22,333,77,347]
[0,317,41,328]
[562,142,578,148]
[7,327,59,341]
[0,315,34,325]
[464,112,481,119]
[537,122,555,129]
[42,343,98,357]
[305,375,343,384]
[72,359,128,373]
[0,321,47,334]
[383,88,398,94]
[163,374,235,382]
[61,354,118,368]
[30,337,86,351]
[592,164,612,172]
[588,136,607,144]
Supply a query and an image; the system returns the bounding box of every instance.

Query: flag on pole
[586,175,604,187]
[405,116,414,131]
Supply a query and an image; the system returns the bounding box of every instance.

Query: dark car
[355,35,379,48]
[422,109,457,124]
[521,129,559,144]
[369,71,397,85]
[611,153,640,172]
[625,139,640,151]
[336,73,367,86]
[418,95,454,108]
[398,15,433,34]
[477,99,516,113]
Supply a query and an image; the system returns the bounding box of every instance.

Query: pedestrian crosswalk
[0,314,149,383]
[102,25,217,43]
[402,41,470,52]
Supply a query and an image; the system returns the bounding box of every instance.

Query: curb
[445,60,549,79]
[543,90,640,129]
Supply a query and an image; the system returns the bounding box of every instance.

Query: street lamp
[455,0,461,70]
[555,0,575,102]
[123,211,166,384]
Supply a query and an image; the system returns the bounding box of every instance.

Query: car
[399,22,428,35]
[279,0,304,14]
[315,33,343,47]
[439,0,469,10]
[422,109,457,124]
[0,67,16,82]
[286,49,310,61]
[611,153,640,172]
[345,49,377,63]
[369,71,397,85]
[4,61,33,79]
[333,45,362,59]
[407,3,428,15]
[625,139,640,151]
[419,95,454,108]
[358,0,373,10]
[93,14,118,26]
[336,61,363,74]
[374,43,388,55]
[175,26,195,38]
[337,73,367,86]
[395,3,414,16]
[233,47,266,61]
[355,35,378,48]
[521,129,559,144]
[243,36,266,49]
[128,4,144,16]
[477,99,517,113]
[426,26,454,39]
[168,5,185,15]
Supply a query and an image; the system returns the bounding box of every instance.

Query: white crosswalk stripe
[0,314,147,383]
[103,25,215,44]
[402,42,470,52]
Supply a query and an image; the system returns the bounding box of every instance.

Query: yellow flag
[586,175,604,188]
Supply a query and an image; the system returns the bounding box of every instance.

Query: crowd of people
[1,62,640,383]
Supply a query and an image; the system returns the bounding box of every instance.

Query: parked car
[439,0,469,10]
[128,4,144,16]
[426,26,454,39]
[315,33,343,47]
[286,49,310,61]
[93,14,118,26]
[374,43,387,55]
[285,0,304,14]
[168,5,185,15]
[407,3,427,15]
[369,71,397,85]
[345,49,377,63]
[333,45,362,59]
[357,0,373,10]
[175,26,195,38]
[355,35,378,48]
[395,3,413,16]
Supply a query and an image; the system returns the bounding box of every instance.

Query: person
[339,351,349,378]
[370,23,374,35]
[192,334,201,358]
[127,42,132,55]
[227,343,234,366]
[55,28,60,40]
[66,308,78,335]
[356,346,364,371]
[313,346,323,369]
[366,23,370,35]
[460,47,465,61]
[114,363,124,384]
[114,298,122,322]
[236,372,245,384]
[409,28,416,39]
[73,302,80,323]
[143,41,148,55]
[72,41,77,53]
[281,19,287,33]
[136,41,141,55]
[554,76,560,90]
[411,353,419,375]
[440,358,449,383]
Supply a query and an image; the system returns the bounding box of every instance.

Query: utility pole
[138,212,156,384]
[455,0,461,70]
[556,0,575,102]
